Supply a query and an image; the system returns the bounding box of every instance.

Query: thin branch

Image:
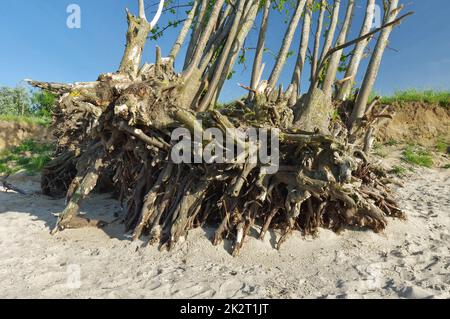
[150,0,166,29]
[139,0,147,20]
[148,19,187,40]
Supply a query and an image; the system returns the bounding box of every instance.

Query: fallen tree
[29,0,412,255]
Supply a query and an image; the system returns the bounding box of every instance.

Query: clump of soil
[377,102,450,147]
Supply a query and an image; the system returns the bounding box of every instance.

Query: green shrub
[402,146,434,168]
[436,139,448,153]
[385,138,398,146]
[390,165,407,176]
[0,114,51,127]
[379,90,450,107]
[0,140,54,175]
[31,90,57,117]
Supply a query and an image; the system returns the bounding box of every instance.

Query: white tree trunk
[337,0,375,101]
[169,0,199,62]
[311,0,326,81]
[317,0,341,70]
[183,0,208,70]
[250,0,271,97]
[322,0,355,97]
[214,0,260,106]
[197,0,246,111]
[267,0,307,90]
[289,0,313,105]
[119,0,164,77]
[183,0,226,80]
[351,0,400,125]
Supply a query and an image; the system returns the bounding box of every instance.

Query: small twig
[335,75,354,85]
[238,83,256,93]
[365,96,381,115]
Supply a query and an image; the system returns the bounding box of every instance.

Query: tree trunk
[197,0,246,111]
[198,8,235,75]
[322,0,355,97]
[249,0,271,100]
[169,0,199,63]
[267,0,307,91]
[293,87,332,134]
[311,0,326,81]
[290,0,313,105]
[317,0,342,73]
[119,0,165,77]
[337,0,376,101]
[183,0,208,70]
[183,0,226,80]
[350,0,400,126]
[213,0,260,105]
[118,13,152,76]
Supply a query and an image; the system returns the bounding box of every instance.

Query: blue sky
[0,0,449,102]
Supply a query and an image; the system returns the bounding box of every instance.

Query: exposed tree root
[27,0,413,255]
[31,63,405,254]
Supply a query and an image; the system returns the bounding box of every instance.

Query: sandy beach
[1,0,450,303]
[0,166,449,299]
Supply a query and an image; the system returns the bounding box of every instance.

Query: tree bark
[198,9,235,75]
[317,0,342,72]
[293,87,332,134]
[118,11,153,76]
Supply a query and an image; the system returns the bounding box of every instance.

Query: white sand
[0,168,449,299]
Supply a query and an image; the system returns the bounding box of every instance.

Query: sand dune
[0,168,449,299]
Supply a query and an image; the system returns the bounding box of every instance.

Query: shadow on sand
[1,173,282,251]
